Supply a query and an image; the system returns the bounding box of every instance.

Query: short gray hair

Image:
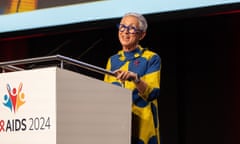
[122,12,148,32]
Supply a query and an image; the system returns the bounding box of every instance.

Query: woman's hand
[114,69,138,82]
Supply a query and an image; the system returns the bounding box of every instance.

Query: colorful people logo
[3,82,25,113]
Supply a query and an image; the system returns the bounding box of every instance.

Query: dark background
[0,5,240,144]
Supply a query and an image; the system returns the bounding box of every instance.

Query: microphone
[27,39,72,69]
[47,39,72,56]
[76,38,102,59]
[67,38,103,74]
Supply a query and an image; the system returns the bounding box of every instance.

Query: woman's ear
[139,32,146,40]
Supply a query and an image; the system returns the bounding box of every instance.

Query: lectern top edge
[0,54,115,77]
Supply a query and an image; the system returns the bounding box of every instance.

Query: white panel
[0,67,131,144]
[56,68,131,144]
[0,67,57,144]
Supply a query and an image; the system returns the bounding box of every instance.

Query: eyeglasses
[117,24,142,34]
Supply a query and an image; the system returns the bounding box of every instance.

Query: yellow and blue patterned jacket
[104,45,161,144]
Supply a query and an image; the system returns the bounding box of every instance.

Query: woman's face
[118,15,145,52]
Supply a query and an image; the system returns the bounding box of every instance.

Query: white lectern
[0,56,132,144]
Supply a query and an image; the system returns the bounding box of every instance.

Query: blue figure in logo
[3,84,16,112]
[3,93,12,112]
